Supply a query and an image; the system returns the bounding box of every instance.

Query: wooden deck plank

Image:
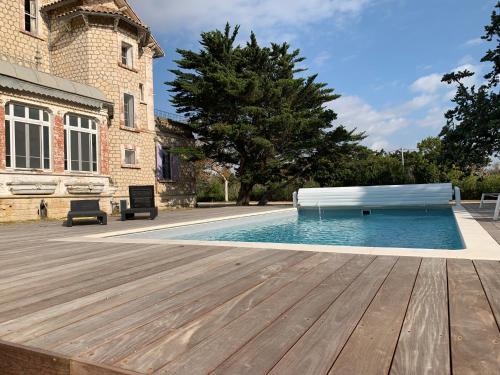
[49,252,301,354]
[267,256,397,375]
[19,248,272,348]
[0,206,498,375]
[0,247,235,323]
[23,253,287,355]
[118,252,337,373]
[0,340,70,375]
[75,252,314,364]
[0,244,170,286]
[390,258,450,375]
[213,256,397,375]
[153,255,372,375]
[328,257,421,375]
[0,248,268,341]
[0,245,198,301]
[474,260,500,328]
[447,259,500,374]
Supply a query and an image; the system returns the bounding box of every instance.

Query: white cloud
[128,0,374,38]
[410,73,445,93]
[462,37,483,47]
[330,95,410,149]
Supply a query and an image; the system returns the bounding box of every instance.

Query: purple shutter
[156,143,164,180]
[171,154,181,181]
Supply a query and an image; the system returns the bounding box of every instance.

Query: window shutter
[156,143,164,180]
[171,154,181,182]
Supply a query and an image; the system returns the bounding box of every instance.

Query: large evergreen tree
[169,24,362,205]
[440,2,500,172]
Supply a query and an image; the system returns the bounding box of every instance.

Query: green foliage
[439,2,500,171]
[169,23,363,205]
[453,173,500,199]
[197,176,239,202]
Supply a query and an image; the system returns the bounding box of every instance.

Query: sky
[129,0,497,151]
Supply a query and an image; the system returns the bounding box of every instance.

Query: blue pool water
[121,207,464,250]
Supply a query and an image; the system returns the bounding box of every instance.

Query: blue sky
[129,0,496,150]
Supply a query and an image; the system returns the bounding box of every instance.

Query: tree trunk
[237,182,253,206]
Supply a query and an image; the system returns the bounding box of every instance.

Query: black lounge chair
[120,185,158,221]
[67,200,107,227]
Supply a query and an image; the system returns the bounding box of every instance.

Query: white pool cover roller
[297,183,453,208]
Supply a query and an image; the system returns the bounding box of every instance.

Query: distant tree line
[170,3,500,204]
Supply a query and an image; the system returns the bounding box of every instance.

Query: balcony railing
[154,109,188,124]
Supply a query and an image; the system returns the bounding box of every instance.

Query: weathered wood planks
[448,259,500,374]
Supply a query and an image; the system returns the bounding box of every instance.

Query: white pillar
[494,195,500,221]
[454,186,461,207]
[293,191,298,208]
[224,179,229,202]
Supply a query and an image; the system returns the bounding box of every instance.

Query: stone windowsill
[117,62,139,73]
[158,179,175,183]
[19,29,46,41]
[121,164,141,169]
[3,168,108,178]
[120,125,141,133]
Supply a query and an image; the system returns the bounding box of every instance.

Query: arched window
[64,114,98,173]
[4,102,50,169]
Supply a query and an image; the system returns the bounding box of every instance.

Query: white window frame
[121,42,133,68]
[23,0,38,34]
[5,102,51,170]
[64,114,99,173]
[124,148,136,165]
[123,93,135,128]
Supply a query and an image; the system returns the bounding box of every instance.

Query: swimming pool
[118,207,464,250]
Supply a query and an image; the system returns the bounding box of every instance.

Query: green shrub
[454,173,500,199]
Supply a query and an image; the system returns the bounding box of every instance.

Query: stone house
[0,0,196,222]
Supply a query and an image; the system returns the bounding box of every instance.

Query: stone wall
[49,14,158,200]
[0,0,50,71]
[156,118,197,208]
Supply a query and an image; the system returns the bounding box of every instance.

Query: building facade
[0,0,196,222]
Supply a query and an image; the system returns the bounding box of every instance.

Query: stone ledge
[7,180,58,195]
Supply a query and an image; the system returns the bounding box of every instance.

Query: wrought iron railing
[154,109,188,124]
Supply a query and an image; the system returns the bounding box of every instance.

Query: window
[24,0,37,33]
[121,42,133,67]
[157,145,180,181]
[124,148,136,165]
[160,148,171,180]
[4,103,50,169]
[64,114,98,172]
[139,83,144,102]
[123,93,135,128]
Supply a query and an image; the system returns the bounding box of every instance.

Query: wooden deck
[0,205,499,375]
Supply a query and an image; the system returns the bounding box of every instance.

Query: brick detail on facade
[0,104,5,170]
[100,119,109,175]
[52,114,65,173]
